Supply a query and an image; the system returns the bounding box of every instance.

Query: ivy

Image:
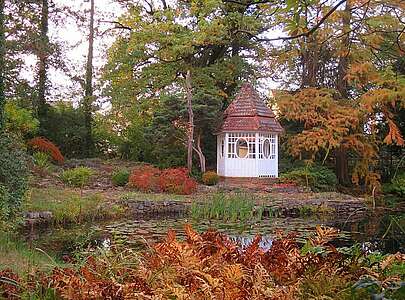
[0,133,29,219]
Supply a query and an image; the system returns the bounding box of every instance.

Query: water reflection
[229,235,273,251]
[25,211,404,257]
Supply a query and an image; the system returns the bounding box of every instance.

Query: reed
[190,193,263,222]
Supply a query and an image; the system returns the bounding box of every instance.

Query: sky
[21,0,123,106]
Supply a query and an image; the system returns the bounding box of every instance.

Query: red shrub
[129,166,161,192]
[158,167,197,195]
[27,137,64,164]
[129,166,197,195]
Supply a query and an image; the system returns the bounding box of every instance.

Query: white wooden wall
[216,134,226,176]
[217,132,278,177]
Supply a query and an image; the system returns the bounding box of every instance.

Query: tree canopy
[0,0,403,190]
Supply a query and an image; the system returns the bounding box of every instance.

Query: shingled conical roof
[218,83,283,133]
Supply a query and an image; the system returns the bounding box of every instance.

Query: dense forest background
[0,0,404,191]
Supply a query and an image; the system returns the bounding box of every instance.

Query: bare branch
[160,0,168,10]
[396,27,405,53]
[99,20,132,31]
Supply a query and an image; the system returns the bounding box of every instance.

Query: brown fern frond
[184,223,203,244]
[312,226,339,245]
[242,235,263,263]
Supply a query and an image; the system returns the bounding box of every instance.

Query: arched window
[263,139,271,158]
[259,134,276,159]
[236,138,248,158]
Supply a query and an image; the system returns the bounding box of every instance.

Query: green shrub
[0,134,29,220]
[190,168,203,182]
[40,102,88,158]
[33,151,51,170]
[281,164,337,192]
[383,173,405,197]
[112,169,130,186]
[5,102,39,136]
[60,167,93,188]
[202,171,219,186]
[0,185,11,219]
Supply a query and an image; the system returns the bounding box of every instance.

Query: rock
[39,211,53,219]
[125,199,188,217]
[25,212,40,219]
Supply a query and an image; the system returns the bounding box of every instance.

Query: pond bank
[120,191,368,219]
[23,189,370,226]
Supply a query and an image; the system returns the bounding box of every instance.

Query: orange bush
[158,167,197,195]
[27,137,64,164]
[202,171,219,185]
[128,165,161,192]
[129,166,197,194]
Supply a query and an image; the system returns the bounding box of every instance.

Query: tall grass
[0,233,63,275]
[25,188,125,224]
[190,193,263,222]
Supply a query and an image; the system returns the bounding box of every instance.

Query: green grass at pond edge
[0,233,66,276]
[25,188,126,224]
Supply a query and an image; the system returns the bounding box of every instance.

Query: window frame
[227,133,256,159]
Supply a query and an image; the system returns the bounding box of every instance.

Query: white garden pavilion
[216,83,283,179]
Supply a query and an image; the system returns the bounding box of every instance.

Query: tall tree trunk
[0,0,5,132]
[195,131,206,173]
[335,0,352,185]
[335,148,349,184]
[301,34,319,88]
[336,1,351,99]
[37,0,49,121]
[185,70,194,173]
[300,7,319,88]
[83,0,95,156]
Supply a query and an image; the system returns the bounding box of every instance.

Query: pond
[24,209,405,259]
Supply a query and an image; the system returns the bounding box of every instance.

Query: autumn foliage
[276,84,405,191]
[27,137,64,164]
[129,165,161,192]
[158,167,197,195]
[1,225,404,299]
[129,166,197,194]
